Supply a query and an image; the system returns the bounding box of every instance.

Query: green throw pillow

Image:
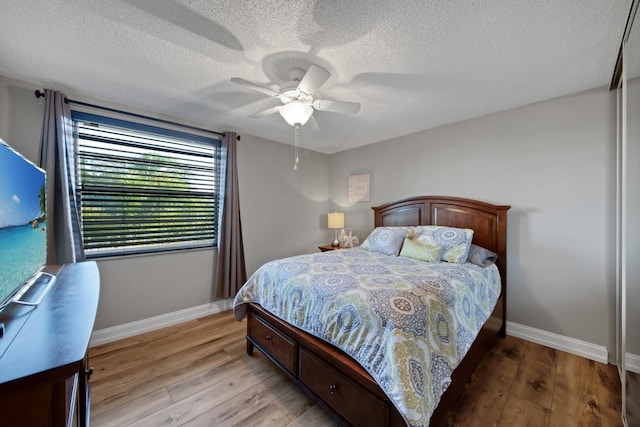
[399,238,442,263]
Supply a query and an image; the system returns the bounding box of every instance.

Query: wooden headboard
[373,196,510,298]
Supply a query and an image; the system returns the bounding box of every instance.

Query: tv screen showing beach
[0,141,46,307]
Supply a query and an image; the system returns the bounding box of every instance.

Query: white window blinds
[73,112,222,257]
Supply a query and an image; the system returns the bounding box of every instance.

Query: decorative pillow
[467,244,498,267]
[361,226,415,251]
[414,225,474,263]
[361,227,410,256]
[399,238,443,263]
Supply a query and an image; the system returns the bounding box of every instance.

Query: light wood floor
[627,370,640,426]
[89,310,623,427]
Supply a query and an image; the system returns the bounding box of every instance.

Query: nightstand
[318,244,343,252]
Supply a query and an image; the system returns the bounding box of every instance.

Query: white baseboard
[626,352,640,374]
[90,299,234,347]
[506,321,609,364]
[507,321,640,372]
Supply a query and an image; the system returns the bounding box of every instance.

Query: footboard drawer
[249,314,296,374]
[299,347,389,427]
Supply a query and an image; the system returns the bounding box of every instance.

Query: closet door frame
[613,2,639,426]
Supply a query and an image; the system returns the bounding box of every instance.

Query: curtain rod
[34,89,225,138]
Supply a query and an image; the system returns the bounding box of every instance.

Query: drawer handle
[329,384,339,395]
[265,335,272,342]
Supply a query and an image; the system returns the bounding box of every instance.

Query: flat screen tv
[0,139,47,311]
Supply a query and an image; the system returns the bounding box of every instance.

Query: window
[72,112,222,258]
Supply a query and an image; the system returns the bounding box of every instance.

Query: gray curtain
[215,132,246,298]
[39,89,85,264]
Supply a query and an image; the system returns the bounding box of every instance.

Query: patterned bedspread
[233,248,501,427]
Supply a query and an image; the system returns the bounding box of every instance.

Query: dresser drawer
[299,347,389,427]
[249,314,296,373]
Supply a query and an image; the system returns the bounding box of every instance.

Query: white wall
[0,77,42,161]
[0,75,331,330]
[329,86,618,357]
[237,134,331,275]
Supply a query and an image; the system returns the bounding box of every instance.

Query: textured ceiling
[0,0,632,154]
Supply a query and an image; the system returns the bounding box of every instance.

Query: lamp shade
[279,102,314,126]
[327,212,345,229]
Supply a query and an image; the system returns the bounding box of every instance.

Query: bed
[233,196,510,427]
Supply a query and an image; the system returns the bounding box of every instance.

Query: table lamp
[327,212,345,246]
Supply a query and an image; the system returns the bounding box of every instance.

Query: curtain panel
[215,132,247,298]
[38,89,85,264]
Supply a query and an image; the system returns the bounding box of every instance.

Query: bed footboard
[245,297,505,427]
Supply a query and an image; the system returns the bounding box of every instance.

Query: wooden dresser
[0,261,100,427]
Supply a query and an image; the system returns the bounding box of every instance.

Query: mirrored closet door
[624,4,639,425]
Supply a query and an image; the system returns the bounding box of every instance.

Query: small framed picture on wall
[348,174,370,203]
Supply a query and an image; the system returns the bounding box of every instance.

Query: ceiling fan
[231,64,360,127]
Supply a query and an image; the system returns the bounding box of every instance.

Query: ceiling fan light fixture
[279,102,313,126]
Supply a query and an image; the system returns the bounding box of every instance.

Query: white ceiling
[0,0,632,154]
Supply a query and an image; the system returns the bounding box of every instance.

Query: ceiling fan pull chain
[294,124,300,170]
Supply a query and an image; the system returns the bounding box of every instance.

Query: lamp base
[332,229,340,246]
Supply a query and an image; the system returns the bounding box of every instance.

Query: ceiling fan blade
[313,99,361,115]
[248,105,281,118]
[297,65,330,96]
[231,77,279,97]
